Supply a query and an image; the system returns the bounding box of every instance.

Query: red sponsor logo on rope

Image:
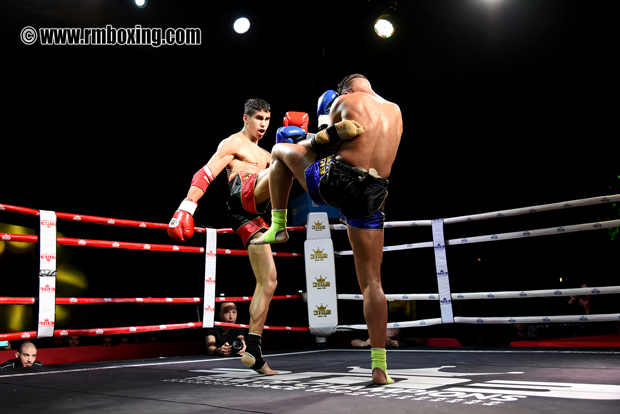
[59,330,69,336]
[21,332,31,338]
[1,234,10,241]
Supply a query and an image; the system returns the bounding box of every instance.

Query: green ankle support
[371,348,394,384]
[263,209,287,243]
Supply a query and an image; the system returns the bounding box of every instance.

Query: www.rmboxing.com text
[21,25,201,47]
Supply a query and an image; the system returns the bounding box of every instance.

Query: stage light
[374,14,395,38]
[135,0,147,8]
[233,17,251,34]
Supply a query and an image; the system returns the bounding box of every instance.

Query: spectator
[67,336,80,347]
[567,283,593,315]
[0,341,43,369]
[205,302,246,356]
[100,336,114,347]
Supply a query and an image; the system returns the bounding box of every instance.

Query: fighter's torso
[335,93,402,178]
[225,133,270,180]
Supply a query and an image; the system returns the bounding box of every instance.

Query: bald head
[16,341,37,367]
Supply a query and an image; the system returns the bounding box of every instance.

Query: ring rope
[336,219,620,256]
[0,319,311,341]
[0,204,308,342]
[454,314,620,324]
[0,203,306,234]
[328,194,619,231]
[337,286,620,301]
[215,322,309,332]
[0,233,302,257]
[0,295,304,305]
[337,313,620,331]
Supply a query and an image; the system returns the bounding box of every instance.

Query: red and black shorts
[226,171,270,248]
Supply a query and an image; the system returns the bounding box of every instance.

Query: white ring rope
[334,194,620,331]
[329,194,619,231]
[335,219,620,255]
[454,314,620,325]
[338,286,620,301]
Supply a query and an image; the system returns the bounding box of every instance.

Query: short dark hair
[244,98,271,117]
[337,74,368,95]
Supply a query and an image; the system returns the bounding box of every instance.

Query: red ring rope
[0,203,306,234]
[1,203,310,341]
[1,295,304,305]
[1,233,302,257]
[0,320,310,341]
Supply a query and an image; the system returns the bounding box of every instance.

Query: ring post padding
[304,212,338,337]
[38,210,57,338]
[202,228,217,328]
[432,219,454,324]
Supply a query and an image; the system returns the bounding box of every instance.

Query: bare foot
[249,229,289,246]
[255,362,278,375]
[372,368,392,385]
[241,354,278,375]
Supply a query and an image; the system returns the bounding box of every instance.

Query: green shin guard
[263,209,287,243]
[371,348,394,384]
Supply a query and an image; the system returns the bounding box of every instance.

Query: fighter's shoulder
[217,133,245,151]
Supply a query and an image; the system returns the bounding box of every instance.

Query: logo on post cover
[311,248,328,261]
[312,221,326,231]
[314,303,331,317]
[313,276,330,289]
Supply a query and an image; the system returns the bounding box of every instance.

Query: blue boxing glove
[317,90,339,131]
[276,126,307,144]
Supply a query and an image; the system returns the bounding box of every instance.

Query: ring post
[37,210,57,338]
[203,228,217,328]
[304,212,338,342]
[432,219,454,323]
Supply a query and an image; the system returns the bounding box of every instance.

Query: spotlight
[233,17,251,34]
[374,14,395,38]
[135,0,147,8]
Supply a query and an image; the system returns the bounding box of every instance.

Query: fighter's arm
[168,136,241,242]
[188,136,242,202]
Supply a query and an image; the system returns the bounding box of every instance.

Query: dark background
[1,0,617,347]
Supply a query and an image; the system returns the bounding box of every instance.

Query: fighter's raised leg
[250,143,316,245]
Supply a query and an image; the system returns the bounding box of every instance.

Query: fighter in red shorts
[168,98,279,374]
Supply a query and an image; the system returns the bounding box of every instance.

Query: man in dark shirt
[0,341,43,369]
[205,302,246,356]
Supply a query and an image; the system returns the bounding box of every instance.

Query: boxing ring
[1,194,620,413]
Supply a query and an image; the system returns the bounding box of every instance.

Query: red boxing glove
[168,198,197,242]
[283,111,309,133]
